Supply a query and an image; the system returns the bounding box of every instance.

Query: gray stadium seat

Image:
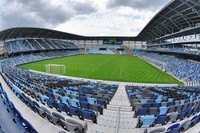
[161,102,168,107]
[149,107,158,116]
[168,106,175,113]
[168,112,179,123]
[90,104,103,114]
[61,119,87,133]
[149,127,166,133]
[180,120,191,132]
[35,106,46,118]
[52,112,65,125]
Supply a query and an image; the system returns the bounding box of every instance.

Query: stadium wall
[72,40,146,49]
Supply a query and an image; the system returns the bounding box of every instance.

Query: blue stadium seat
[143,103,152,108]
[70,99,80,108]
[87,97,97,104]
[166,123,180,133]
[185,108,193,118]
[140,99,148,104]
[97,99,107,108]
[79,96,88,102]
[81,110,97,123]
[68,106,82,119]
[39,95,49,105]
[152,103,160,108]
[135,108,148,117]
[138,115,156,127]
[58,103,70,115]
[159,106,168,115]
[190,115,199,127]
[154,114,168,126]
[155,99,162,103]
[60,96,70,106]
[178,110,187,120]
[80,101,90,110]
[47,98,59,110]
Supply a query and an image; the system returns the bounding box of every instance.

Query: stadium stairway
[92,85,137,133]
[109,48,120,55]
[107,85,132,111]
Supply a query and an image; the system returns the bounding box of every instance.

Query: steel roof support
[161,23,173,34]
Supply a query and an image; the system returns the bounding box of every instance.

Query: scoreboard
[103,39,123,45]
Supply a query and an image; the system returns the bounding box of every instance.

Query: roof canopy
[0,27,137,41]
[1,0,200,42]
[137,0,200,41]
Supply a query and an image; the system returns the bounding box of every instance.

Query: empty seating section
[0,50,118,132]
[5,39,78,53]
[2,66,117,124]
[145,114,200,133]
[1,80,88,133]
[126,86,200,130]
[44,39,58,49]
[1,50,80,67]
[149,48,198,55]
[1,52,117,121]
[50,40,76,49]
[136,51,200,84]
[27,39,43,50]
[89,46,115,54]
[5,41,21,53]
[18,40,32,51]
[2,67,117,123]
[2,45,200,132]
[36,39,51,49]
[166,48,197,55]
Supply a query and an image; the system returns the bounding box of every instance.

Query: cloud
[107,0,170,10]
[55,7,156,36]
[0,0,97,30]
[0,0,171,36]
[72,2,97,15]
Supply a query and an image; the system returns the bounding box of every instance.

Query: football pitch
[18,54,183,85]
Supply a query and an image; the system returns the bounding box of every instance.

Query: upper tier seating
[149,48,198,55]
[5,39,78,54]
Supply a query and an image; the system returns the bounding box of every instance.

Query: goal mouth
[45,64,66,75]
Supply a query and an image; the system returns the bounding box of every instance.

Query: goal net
[45,64,66,75]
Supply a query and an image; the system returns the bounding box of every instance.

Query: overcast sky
[0,0,171,36]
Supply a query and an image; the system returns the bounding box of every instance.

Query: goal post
[45,64,66,75]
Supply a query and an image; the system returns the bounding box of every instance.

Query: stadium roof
[0,0,200,42]
[0,27,137,41]
[137,0,200,41]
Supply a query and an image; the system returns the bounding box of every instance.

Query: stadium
[0,0,200,133]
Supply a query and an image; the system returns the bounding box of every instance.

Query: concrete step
[120,108,132,112]
[107,105,120,110]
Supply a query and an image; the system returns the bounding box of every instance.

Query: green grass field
[18,54,183,85]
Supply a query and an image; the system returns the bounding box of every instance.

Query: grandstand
[0,0,200,133]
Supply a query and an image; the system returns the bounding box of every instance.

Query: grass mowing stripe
[18,54,183,85]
